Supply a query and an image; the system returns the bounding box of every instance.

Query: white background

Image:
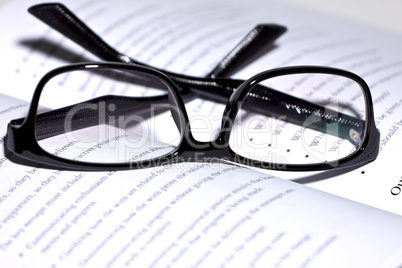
[279,0,402,35]
[1,0,401,34]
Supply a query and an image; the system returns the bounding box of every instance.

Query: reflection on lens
[34,67,180,164]
[229,73,366,166]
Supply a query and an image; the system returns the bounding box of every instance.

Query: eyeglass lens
[34,68,180,163]
[229,73,366,166]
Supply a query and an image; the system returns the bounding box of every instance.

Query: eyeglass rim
[6,62,380,171]
[222,65,379,171]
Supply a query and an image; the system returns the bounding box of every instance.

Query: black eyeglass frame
[6,62,380,172]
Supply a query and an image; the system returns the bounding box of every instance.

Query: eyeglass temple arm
[24,95,172,140]
[27,3,364,144]
[205,26,280,78]
[28,3,286,78]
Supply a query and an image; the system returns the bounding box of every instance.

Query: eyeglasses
[5,4,380,172]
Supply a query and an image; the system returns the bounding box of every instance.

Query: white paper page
[0,0,401,215]
[1,93,402,267]
[1,1,402,266]
[240,3,402,214]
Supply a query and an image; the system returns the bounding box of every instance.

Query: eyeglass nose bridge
[179,122,230,147]
[173,136,236,165]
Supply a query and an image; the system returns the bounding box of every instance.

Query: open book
[1,0,402,267]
